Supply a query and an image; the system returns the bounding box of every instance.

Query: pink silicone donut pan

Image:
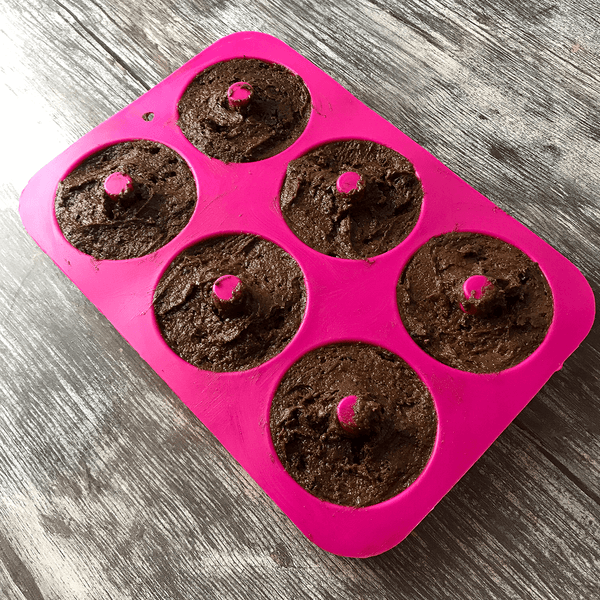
[19,32,595,558]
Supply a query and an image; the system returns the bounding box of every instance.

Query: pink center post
[336,171,363,196]
[227,82,253,109]
[103,172,133,199]
[212,275,244,315]
[460,275,493,314]
[336,395,358,433]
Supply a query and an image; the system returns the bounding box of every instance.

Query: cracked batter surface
[177,58,311,163]
[270,343,437,507]
[153,234,305,372]
[55,140,197,260]
[279,140,423,259]
[397,232,553,373]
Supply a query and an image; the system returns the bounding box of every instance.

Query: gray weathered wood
[1,0,599,598]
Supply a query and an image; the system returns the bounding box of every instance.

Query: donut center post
[336,171,364,197]
[212,274,245,317]
[337,395,359,433]
[460,275,493,314]
[227,82,253,109]
[103,172,133,201]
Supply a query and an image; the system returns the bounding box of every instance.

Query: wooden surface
[1,0,599,598]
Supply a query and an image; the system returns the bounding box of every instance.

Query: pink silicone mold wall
[19,32,595,558]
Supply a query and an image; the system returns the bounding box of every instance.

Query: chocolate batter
[177,58,311,163]
[397,232,554,373]
[279,140,423,259]
[153,234,305,372]
[270,343,437,507]
[55,140,197,260]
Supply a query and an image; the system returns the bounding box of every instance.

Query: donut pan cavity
[19,32,595,558]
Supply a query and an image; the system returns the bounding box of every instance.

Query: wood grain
[1,0,598,598]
